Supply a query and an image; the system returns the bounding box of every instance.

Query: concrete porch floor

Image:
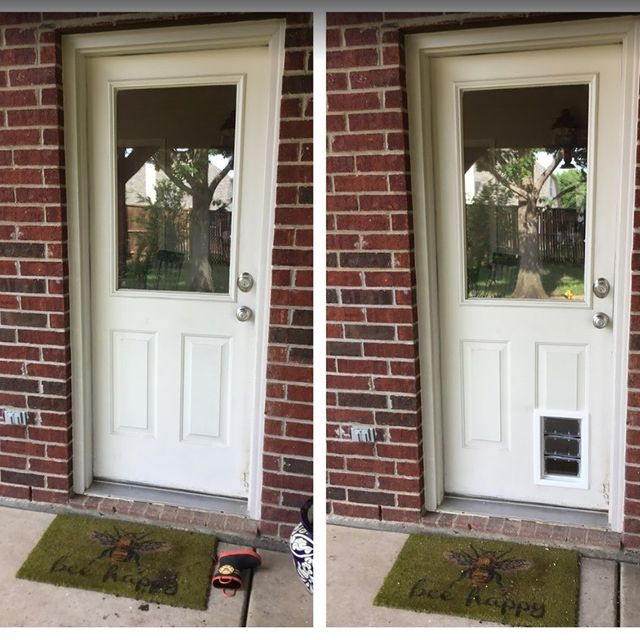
[0,505,312,627]
[327,524,640,627]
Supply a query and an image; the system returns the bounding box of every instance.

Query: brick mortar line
[328,434,419,440]
[265,362,314,367]
[0,496,290,551]
[330,89,408,96]
[328,322,416,327]
[328,373,415,378]
[0,358,68,365]
[4,105,60,110]
[327,396,419,400]
[2,344,69,350]
[332,109,408,117]
[328,388,417,394]
[0,393,70,399]
[329,280,416,284]
[264,402,312,410]
[328,131,408,137]
[327,362,418,367]
[327,514,640,562]
[0,447,71,454]
[0,374,70,385]
[0,262,64,266]
[327,282,415,288]
[327,153,410,159]
[1,470,72,478]
[268,307,313,311]
[326,337,418,343]
[329,472,422,479]
[330,252,416,258]
[327,201,416,206]
[329,393,418,399]
[327,64,396,72]
[333,191,416,196]
[327,455,419,463]
[327,356,420,361]
[5,12,228,27]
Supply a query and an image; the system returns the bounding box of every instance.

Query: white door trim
[63,20,286,520]
[406,17,640,531]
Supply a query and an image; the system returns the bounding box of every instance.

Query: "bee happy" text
[409,578,546,620]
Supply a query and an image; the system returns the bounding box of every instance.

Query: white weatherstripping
[406,18,640,530]
[63,21,285,519]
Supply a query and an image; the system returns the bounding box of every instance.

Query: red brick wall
[0,11,312,539]
[326,11,640,547]
[327,12,425,524]
[261,15,313,538]
[624,195,640,546]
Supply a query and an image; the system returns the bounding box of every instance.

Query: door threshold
[87,480,248,516]
[439,495,609,529]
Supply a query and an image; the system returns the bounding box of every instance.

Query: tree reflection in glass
[463,85,588,301]
[116,85,237,294]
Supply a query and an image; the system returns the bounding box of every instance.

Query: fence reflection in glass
[462,84,589,301]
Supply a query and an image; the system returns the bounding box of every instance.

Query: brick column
[260,14,314,538]
[326,14,425,523]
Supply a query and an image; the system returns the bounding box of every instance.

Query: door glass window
[115,85,236,293]
[462,85,589,301]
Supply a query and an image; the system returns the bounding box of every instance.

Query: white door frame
[63,20,285,519]
[406,17,640,531]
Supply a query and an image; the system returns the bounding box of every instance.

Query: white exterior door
[432,45,621,510]
[87,46,272,498]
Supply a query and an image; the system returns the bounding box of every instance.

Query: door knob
[593,278,611,299]
[236,306,253,322]
[592,312,610,329]
[237,272,254,292]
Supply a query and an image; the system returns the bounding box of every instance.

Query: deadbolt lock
[237,272,254,292]
[593,278,611,299]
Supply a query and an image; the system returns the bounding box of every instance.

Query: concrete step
[245,548,312,627]
[578,557,618,627]
[620,562,640,627]
[0,505,309,627]
[328,524,637,628]
[326,524,496,627]
[0,506,248,626]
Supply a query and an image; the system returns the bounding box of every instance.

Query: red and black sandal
[212,549,262,597]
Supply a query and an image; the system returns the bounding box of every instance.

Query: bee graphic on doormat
[89,527,171,569]
[444,544,533,588]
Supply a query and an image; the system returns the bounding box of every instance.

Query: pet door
[533,410,589,489]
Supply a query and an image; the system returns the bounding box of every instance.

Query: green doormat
[17,514,217,610]
[374,534,579,627]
